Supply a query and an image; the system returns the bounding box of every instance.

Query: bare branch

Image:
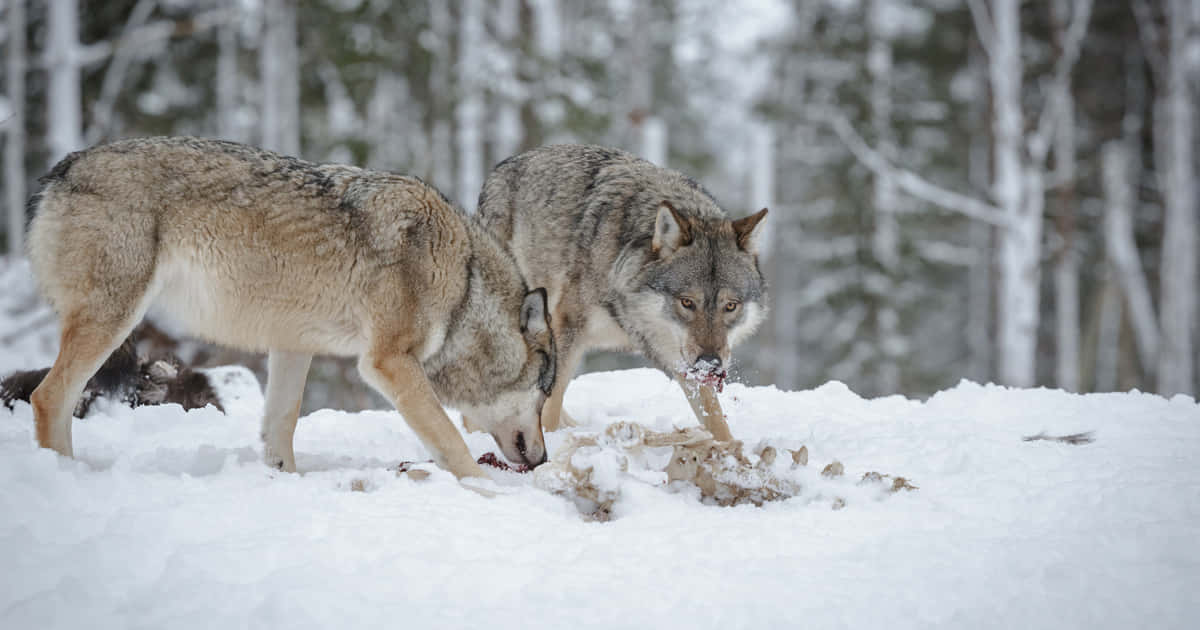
[38,8,237,71]
[87,0,159,144]
[821,112,1010,228]
[966,0,996,58]
[1030,0,1094,163]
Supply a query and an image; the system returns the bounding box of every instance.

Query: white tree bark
[45,0,83,163]
[489,0,522,165]
[1102,141,1159,376]
[428,0,453,190]
[6,0,27,256]
[259,0,299,155]
[1155,0,1196,395]
[456,0,484,212]
[1053,250,1079,390]
[641,116,667,166]
[868,0,900,394]
[216,0,240,141]
[1051,0,1080,392]
[987,0,1040,387]
[750,122,774,259]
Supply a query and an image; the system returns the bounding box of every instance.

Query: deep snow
[2,361,1198,629]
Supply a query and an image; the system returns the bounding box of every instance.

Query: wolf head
[615,202,768,381]
[427,224,556,468]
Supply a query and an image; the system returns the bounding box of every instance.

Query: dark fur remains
[1,334,222,416]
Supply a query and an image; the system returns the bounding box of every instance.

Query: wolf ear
[732,208,768,253]
[653,201,692,255]
[521,288,549,334]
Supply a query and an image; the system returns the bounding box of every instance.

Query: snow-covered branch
[823,112,1010,228]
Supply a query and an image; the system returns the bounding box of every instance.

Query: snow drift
[2,364,1197,629]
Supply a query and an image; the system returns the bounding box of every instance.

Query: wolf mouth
[683,365,728,392]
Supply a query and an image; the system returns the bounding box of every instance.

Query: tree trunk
[259,0,299,155]
[1094,279,1122,392]
[1155,0,1197,395]
[428,0,454,189]
[868,0,900,394]
[966,44,992,384]
[1051,0,1079,392]
[6,0,27,256]
[990,0,1040,387]
[45,0,83,163]
[1102,141,1159,379]
[455,0,484,212]
[216,0,240,141]
[489,0,522,167]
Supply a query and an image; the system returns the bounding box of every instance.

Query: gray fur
[478,144,768,435]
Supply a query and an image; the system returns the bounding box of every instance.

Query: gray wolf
[27,137,555,478]
[477,144,767,440]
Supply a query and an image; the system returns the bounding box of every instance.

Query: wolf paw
[262,445,296,473]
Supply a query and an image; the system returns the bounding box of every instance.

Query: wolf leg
[33,309,146,457]
[358,349,486,480]
[261,350,312,472]
[676,378,733,441]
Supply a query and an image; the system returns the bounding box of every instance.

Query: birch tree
[1136,0,1197,395]
[259,0,299,155]
[830,0,1092,387]
[1050,0,1081,391]
[867,0,901,394]
[5,0,26,255]
[488,0,522,166]
[427,0,454,189]
[216,0,241,141]
[45,0,84,163]
[456,0,484,211]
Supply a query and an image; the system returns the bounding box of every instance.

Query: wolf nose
[514,431,547,468]
[696,354,722,368]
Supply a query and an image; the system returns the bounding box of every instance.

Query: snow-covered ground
[2,360,1198,629]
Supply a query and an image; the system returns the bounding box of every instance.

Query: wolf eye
[679,297,695,310]
[724,301,740,313]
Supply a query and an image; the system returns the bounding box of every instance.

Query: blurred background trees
[1,0,1197,407]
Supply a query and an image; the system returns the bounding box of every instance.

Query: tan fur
[27,137,555,476]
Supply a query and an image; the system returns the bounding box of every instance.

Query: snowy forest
[1,0,1199,401]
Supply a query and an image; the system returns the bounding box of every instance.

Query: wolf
[26,137,555,478]
[477,144,767,440]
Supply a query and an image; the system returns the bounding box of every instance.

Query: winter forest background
[1,0,1199,409]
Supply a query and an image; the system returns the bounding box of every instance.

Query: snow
[2,359,1198,628]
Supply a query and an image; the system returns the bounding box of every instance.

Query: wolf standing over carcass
[26,137,555,478]
[477,145,767,440]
